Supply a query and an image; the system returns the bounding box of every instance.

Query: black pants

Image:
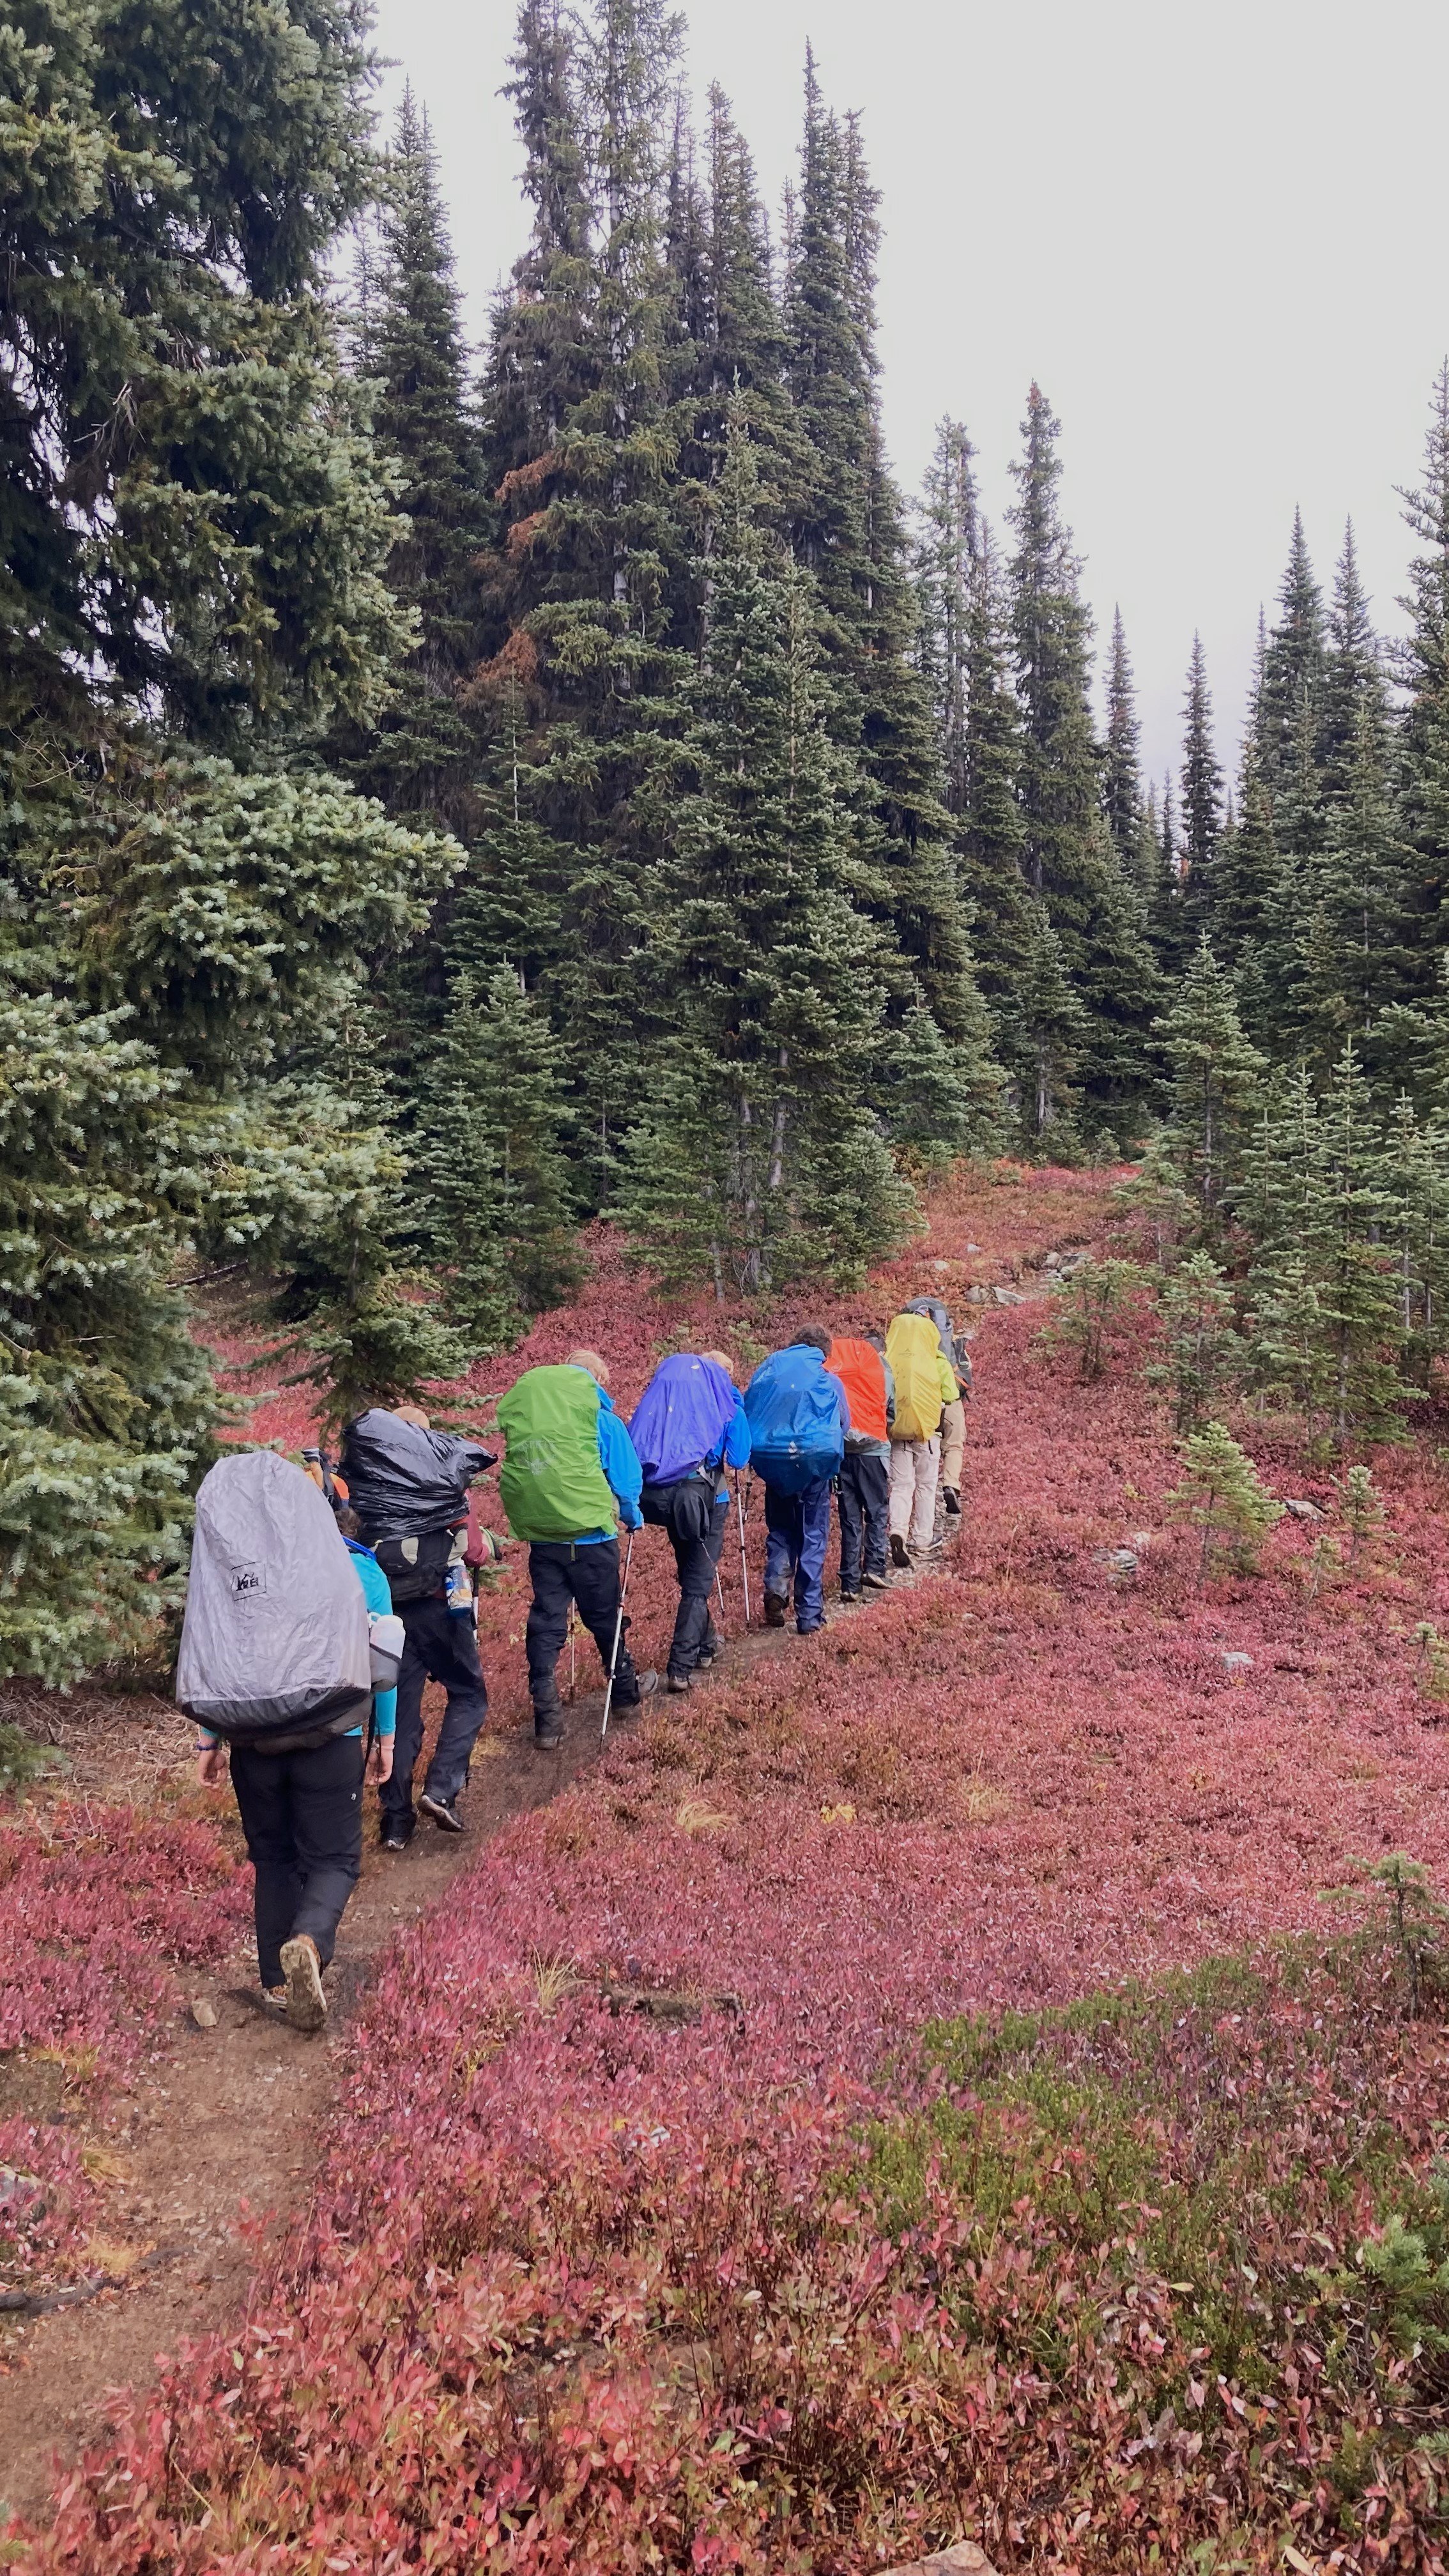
[526,1538,641,1715]
[230,1734,365,1991]
[641,1476,726,1677]
[382,1594,489,1833]
[838,1449,890,1589]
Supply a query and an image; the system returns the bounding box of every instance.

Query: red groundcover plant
[0,1804,247,2291]
[21,1169,1449,2568]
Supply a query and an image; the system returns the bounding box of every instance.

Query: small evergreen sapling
[1147,1251,1241,1432]
[1041,1257,1141,1382]
[1335,1461,1386,1566]
[1166,1419,1283,1579]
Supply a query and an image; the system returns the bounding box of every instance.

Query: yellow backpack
[885,1312,947,1441]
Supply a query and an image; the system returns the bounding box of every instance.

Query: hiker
[630,1350,752,1693]
[742,1330,848,1636]
[884,1308,958,1568]
[905,1296,974,1519]
[825,1328,895,1599]
[496,1348,658,1748]
[183,1451,403,2032]
[340,1404,494,1848]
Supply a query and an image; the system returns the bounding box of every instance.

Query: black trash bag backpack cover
[339,1409,494,1606]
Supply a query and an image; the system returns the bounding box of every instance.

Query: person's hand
[368,1736,394,1784]
[621,1506,643,1533]
[195,1745,227,1790]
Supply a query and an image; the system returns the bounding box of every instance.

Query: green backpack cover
[496,1365,618,1542]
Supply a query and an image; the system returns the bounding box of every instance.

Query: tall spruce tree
[957,522,1039,1130]
[420,966,583,1340]
[1397,364,1449,990]
[1178,634,1224,944]
[1103,606,1144,873]
[914,419,979,819]
[0,0,464,1677]
[1007,385,1158,1136]
[617,413,916,1292]
[784,68,982,1060]
[342,89,489,832]
[473,0,693,1197]
[1320,520,1388,804]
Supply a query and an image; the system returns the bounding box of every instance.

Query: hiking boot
[613,1670,659,1712]
[666,1671,691,1694]
[763,1592,788,1629]
[862,1568,893,1591]
[889,1532,910,1570]
[418,1793,465,1835]
[942,1487,962,1516]
[533,1713,564,1750]
[839,1585,861,1604]
[279,1935,326,2034]
[379,1818,412,1853]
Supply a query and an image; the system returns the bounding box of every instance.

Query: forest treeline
[6,0,1449,1682]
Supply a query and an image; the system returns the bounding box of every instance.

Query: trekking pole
[733,1470,751,1628]
[600,1530,636,1742]
[714,1567,728,1631]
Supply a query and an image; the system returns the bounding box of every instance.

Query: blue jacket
[572,1372,645,1544]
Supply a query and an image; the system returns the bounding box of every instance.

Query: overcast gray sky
[369,0,1449,792]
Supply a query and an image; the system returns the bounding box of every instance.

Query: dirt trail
[0,1545,956,2525]
[0,1698,608,2523]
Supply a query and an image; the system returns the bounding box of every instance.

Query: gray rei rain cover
[177,1451,372,1749]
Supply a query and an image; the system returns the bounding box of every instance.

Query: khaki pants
[939,1399,965,1496]
[889,1436,940,1552]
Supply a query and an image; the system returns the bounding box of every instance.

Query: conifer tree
[474,0,693,1194]
[342,89,489,832]
[617,414,916,1292]
[914,420,979,818]
[1292,695,1413,1075]
[1320,520,1388,804]
[955,524,1041,1131]
[1103,606,1145,873]
[785,70,981,1055]
[1177,634,1223,942]
[1255,509,1328,804]
[420,967,583,1340]
[1397,364,1449,987]
[1006,385,1158,1133]
[1155,939,1266,1220]
[1240,1049,1406,1443]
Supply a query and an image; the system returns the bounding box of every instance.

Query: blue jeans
[763,1477,832,1632]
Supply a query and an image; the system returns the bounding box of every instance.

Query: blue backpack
[743,1349,845,1495]
[629,1356,738,1487]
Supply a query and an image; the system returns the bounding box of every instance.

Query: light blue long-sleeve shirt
[573,1372,645,1544]
[344,1538,396,1736]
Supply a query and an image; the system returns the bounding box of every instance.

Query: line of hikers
[176,1301,972,2028]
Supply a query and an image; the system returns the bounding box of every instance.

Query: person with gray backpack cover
[179,1450,402,2030]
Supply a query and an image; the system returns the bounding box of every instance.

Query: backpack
[826,1337,889,1445]
[339,1411,492,1544]
[176,1452,372,1751]
[629,1356,738,1488]
[886,1312,949,1441]
[495,1365,619,1543]
[371,1523,459,1607]
[742,1349,845,1495]
[905,1296,972,1390]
